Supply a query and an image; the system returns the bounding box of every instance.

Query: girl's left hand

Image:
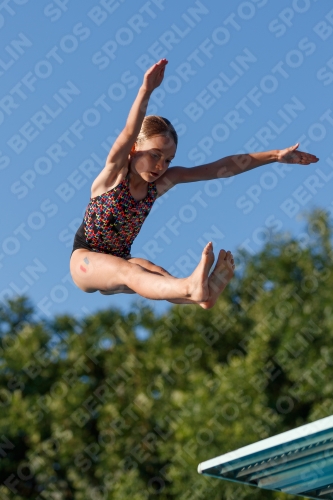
[277,143,319,165]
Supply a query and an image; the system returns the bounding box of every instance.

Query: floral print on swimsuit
[83,176,157,258]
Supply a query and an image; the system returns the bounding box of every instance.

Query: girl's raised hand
[142,59,168,92]
[277,143,319,165]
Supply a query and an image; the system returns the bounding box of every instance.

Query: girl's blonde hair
[136,115,178,147]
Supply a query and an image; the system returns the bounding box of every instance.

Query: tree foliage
[1,211,333,500]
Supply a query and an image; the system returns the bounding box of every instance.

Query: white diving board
[198,416,333,499]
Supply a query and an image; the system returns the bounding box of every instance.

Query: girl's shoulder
[91,165,129,199]
[155,167,179,197]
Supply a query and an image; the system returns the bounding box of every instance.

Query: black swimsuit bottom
[71,221,92,255]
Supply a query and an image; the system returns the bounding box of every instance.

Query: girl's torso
[75,171,157,258]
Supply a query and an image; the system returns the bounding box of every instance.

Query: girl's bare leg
[70,243,214,302]
[128,248,235,309]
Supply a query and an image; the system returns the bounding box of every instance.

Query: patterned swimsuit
[72,176,158,258]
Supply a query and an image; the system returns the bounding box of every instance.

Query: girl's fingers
[280,146,319,164]
[298,151,319,163]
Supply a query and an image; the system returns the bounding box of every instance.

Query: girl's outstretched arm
[91,59,167,194]
[164,144,319,186]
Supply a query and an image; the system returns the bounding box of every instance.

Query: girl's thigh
[70,249,133,294]
[127,257,172,277]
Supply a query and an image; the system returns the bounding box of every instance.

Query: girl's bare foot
[185,242,215,302]
[199,249,235,309]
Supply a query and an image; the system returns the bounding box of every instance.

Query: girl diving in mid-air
[70,59,319,309]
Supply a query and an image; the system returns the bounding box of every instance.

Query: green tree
[1,210,333,500]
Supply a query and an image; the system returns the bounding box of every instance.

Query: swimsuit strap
[124,173,157,202]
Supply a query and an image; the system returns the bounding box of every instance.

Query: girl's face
[130,134,177,181]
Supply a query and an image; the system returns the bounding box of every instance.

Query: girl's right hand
[142,59,168,92]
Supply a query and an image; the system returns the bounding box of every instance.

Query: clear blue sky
[1,0,333,320]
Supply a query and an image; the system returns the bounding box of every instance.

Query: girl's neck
[128,163,148,190]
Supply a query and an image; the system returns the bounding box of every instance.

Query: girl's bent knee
[70,272,97,293]
[78,284,97,293]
